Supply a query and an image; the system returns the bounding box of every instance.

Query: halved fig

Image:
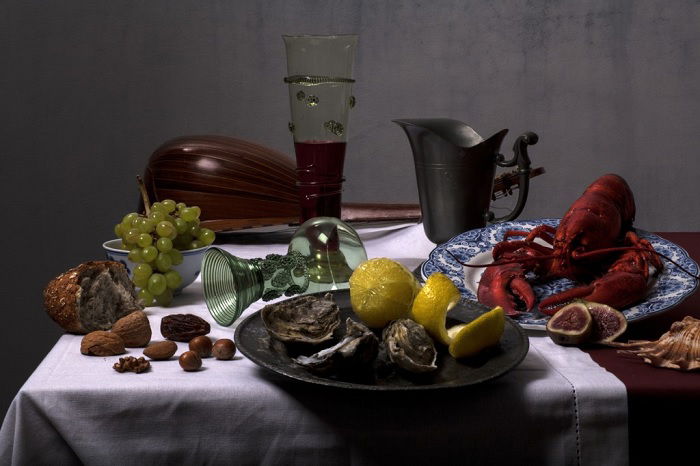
[546,302,593,346]
[585,301,627,343]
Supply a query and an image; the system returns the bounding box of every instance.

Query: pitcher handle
[486,131,538,224]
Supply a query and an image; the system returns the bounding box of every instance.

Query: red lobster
[472,174,664,316]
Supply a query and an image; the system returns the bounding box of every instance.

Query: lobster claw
[538,270,649,316]
[477,263,536,316]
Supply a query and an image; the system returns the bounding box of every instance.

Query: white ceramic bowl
[102,239,209,291]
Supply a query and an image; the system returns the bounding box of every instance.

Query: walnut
[111,310,151,347]
[161,314,210,342]
[81,331,125,356]
[113,356,151,373]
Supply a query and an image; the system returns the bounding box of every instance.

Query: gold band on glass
[284,75,355,85]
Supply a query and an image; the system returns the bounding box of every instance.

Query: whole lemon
[349,258,421,328]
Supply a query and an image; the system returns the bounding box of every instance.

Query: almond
[111,311,152,347]
[143,340,178,360]
[81,331,125,356]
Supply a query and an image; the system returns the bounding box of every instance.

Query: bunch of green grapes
[114,199,215,306]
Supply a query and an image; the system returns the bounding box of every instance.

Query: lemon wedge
[349,258,421,328]
[410,273,461,345]
[447,306,505,359]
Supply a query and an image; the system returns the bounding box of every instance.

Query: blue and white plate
[421,219,699,330]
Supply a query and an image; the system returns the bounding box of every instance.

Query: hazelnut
[212,339,236,360]
[189,335,213,358]
[179,350,202,371]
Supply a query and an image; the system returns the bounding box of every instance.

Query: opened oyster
[294,318,379,374]
[383,319,438,373]
[261,293,340,345]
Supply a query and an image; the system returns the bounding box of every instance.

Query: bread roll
[43,261,143,334]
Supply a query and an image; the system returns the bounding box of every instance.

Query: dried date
[161,314,211,342]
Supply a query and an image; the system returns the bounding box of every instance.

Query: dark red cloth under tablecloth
[581,232,700,465]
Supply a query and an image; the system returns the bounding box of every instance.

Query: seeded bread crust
[43,261,141,334]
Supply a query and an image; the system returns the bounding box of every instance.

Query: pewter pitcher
[393,118,538,244]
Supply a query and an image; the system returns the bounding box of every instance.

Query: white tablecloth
[0,223,628,465]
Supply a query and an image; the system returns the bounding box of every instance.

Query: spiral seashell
[608,316,700,371]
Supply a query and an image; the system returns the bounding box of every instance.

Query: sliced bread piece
[44,261,143,334]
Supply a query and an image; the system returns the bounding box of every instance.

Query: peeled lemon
[349,258,421,328]
[448,306,505,359]
[410,272,461,345]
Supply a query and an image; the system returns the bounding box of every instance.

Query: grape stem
[137,175,151,216]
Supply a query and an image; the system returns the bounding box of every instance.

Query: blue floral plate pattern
[421,219,699,330]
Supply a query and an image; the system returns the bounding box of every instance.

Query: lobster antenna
[447,248,700,280]
[447,250,557,267]
[572,246,699,279]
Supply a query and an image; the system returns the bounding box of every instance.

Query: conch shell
[608,316,700,371]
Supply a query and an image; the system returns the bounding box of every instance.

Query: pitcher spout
[480,128,509,157]
[392,118,485,149]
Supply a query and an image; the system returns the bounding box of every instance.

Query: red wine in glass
[294,140,347,222]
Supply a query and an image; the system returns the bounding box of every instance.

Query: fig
[546,302,593,346]
[586,302,627,343]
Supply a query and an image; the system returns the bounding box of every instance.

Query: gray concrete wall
[2,1,698,417]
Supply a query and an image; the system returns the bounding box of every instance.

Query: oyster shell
[293,318,379,374]
[608,316,700,371]
[261,293,340,345]
[383,319,438,373]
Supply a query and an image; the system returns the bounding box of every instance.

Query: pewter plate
[235,290,529,390]
[421,219,700,330]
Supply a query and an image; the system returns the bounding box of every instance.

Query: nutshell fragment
[113,356,151,373]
